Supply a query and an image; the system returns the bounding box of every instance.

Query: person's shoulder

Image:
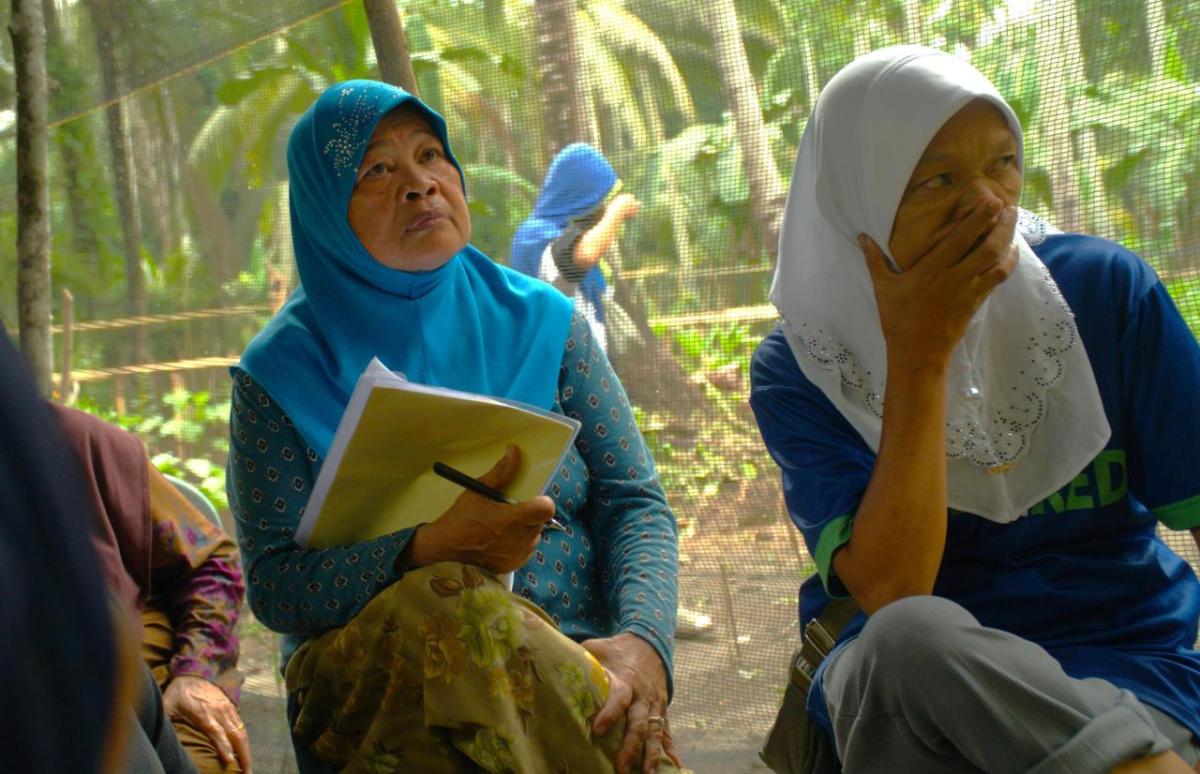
[239,294,322,373]
[1037,233,1160,296]
[228,365,290,415]
[466,246,550,288]
[1037,233,1163,324]
[51,403,143,455]
[465,247,573,312]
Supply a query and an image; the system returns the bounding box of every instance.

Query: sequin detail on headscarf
[322,86,384,177]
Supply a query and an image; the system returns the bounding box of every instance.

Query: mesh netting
[2,0,1199,768]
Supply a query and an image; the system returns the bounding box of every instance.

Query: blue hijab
[239,81,573,458]
[511,143,616,323]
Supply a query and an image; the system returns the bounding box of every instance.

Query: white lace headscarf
[770,46,1110,523]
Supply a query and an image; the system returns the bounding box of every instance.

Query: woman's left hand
[582,633,682,773]
[163,674,253,772]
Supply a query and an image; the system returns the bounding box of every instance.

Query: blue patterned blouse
[228,312,679,687]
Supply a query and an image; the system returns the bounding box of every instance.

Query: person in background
[751,46,1200,772]
[512,145,714,641]
[53,405,250,774]
[230,81,682,774]
[511,143,641,353]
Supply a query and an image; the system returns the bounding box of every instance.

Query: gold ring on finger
[647,715,664,727]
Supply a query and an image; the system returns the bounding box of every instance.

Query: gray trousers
[822,596,1200,773]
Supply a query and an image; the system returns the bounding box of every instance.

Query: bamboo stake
[718,561,743,670]
[362,0,419,94]
[59,289,73,403]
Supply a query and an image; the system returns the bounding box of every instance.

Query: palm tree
[700,0,786,262]
[1144,0,1168,78]
[83,0,147,360]
[1033,0,1086,233]
[43,0,107,318]
[534,0,592,160]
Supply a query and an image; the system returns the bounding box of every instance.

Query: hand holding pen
[434,461,566,531]
[403,445,560,575]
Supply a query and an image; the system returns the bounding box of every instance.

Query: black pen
[433,461,566,531]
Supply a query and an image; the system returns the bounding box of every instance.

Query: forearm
[167,551,243,682]
[243,529,412,634]
[574,207,627,267]
[835,362,949,613]
[592,479,679,686]
[600,539,678,697]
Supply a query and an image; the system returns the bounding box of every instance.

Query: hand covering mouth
[405,209,446,233]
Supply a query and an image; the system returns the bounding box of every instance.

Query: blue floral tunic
[228,313,679,687]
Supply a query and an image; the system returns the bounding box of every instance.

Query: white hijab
[770,46,1111,523]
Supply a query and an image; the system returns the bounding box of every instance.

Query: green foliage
[150,453,229,512]
[6,0,1200,544]
[75,386,231,511]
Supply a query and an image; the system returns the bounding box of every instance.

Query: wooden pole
[718,561,743,669]
[59,288,73,403]
[362,0,419,94]
[11,0,53,395]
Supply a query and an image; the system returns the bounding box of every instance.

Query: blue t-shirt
[750,234,1200,740]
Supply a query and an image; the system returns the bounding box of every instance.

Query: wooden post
[718,561,743,669]
[362,0,419,94]
[11,0,53,395]
[59,289,73,403]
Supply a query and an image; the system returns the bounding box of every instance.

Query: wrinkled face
[888,99,1022,271]
[348,106,471,271]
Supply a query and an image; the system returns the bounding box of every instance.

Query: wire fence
[3,0,1199,769]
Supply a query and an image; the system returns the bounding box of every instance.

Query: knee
[855,595,978,675]
[385,561,508,612]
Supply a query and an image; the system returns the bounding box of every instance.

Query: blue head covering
[239,81,573,458]
[511,143,617,322]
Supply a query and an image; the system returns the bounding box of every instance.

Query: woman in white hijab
[751,46,1200,773]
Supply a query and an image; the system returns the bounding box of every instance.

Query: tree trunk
[43,0,102,319]
[1056,0,1106,236]
[1034,0,1084,233]
[535,0,591,161]
[12,0,54,395]
[1145,0,1167,78]
[128,97,174,261]
[903,0,925,43]
[800,31,819,110]
[86,0,148,361]
[363,0,419,94]
[701,0,786,262]
[531,0,701,412]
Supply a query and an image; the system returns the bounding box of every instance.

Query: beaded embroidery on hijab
[770,47,1110,522]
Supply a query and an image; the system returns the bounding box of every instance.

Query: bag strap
[790,597,860,692]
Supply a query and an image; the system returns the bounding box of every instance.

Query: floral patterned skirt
[286,561,675,773]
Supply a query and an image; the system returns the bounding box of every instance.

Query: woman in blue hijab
[230,82,683,773]
[511,143,642,353]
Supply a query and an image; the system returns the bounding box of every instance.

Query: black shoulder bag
[760,597,859,774]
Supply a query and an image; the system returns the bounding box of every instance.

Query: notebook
[296,358,580,548]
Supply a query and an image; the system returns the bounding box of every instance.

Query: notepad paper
[296,358,581,549]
